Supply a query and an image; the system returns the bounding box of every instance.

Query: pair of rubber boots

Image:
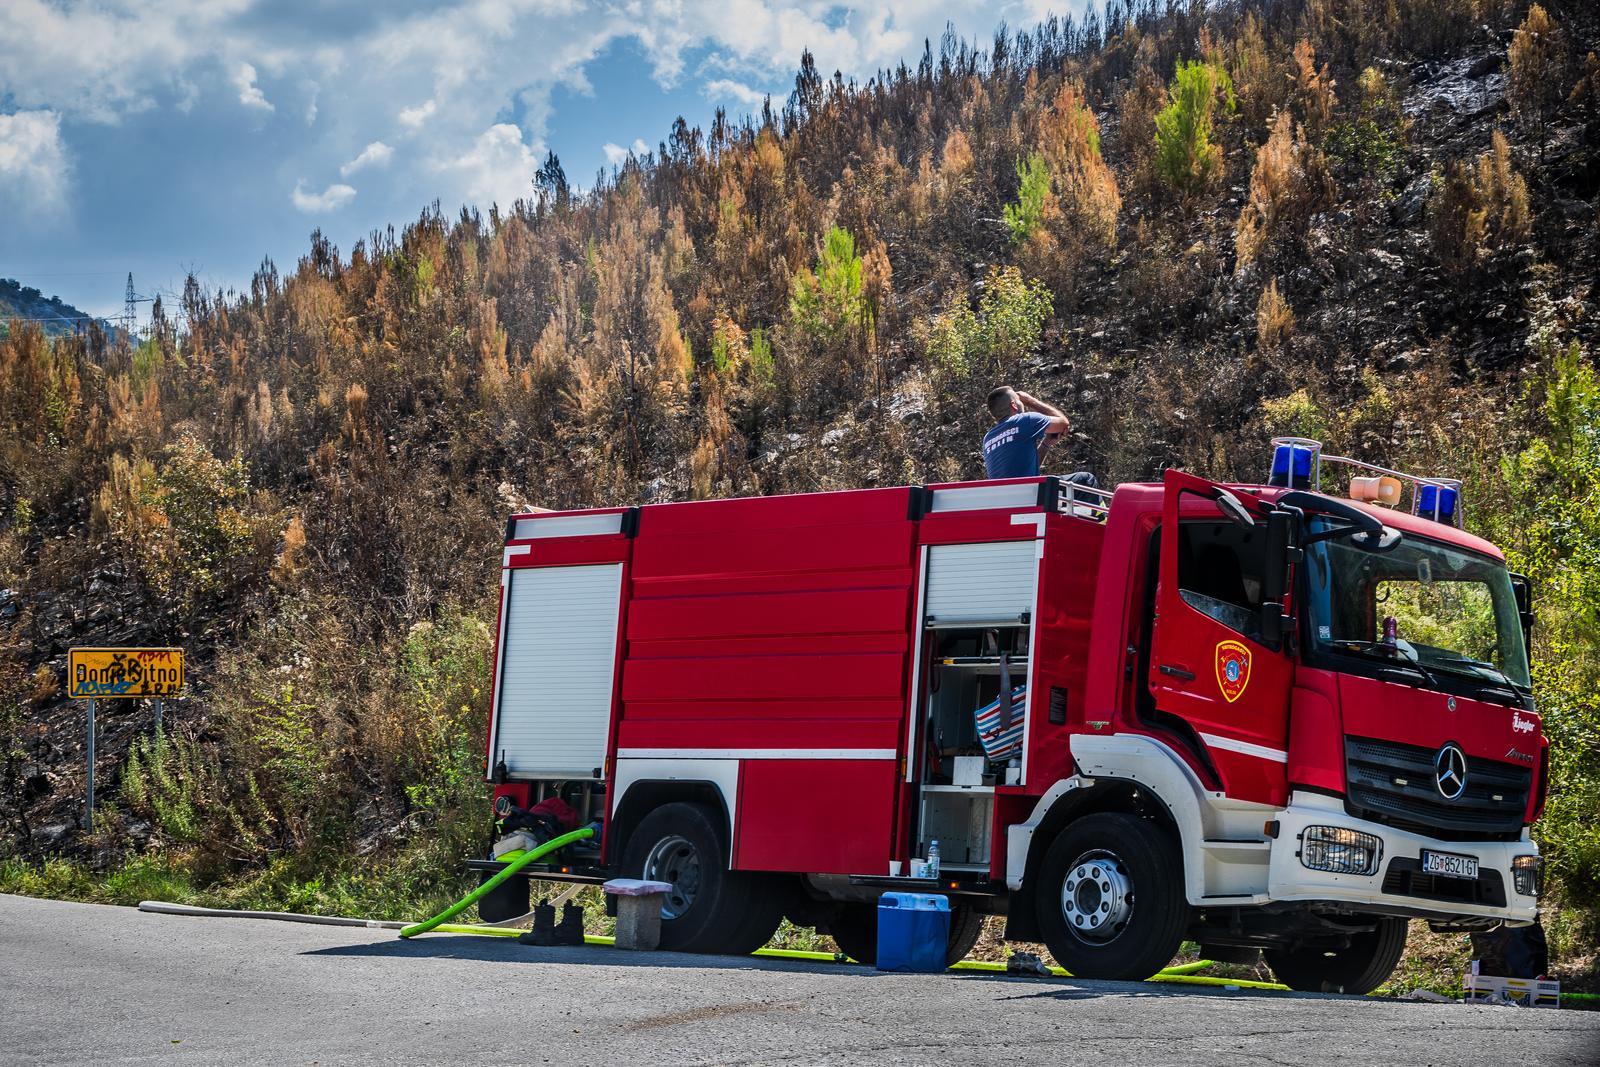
[519,901,584,946]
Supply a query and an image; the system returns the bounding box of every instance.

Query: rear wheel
[828,903,878,964]
[1034,812,1189,981]
[475,870,530,924]
[828,900,986,967]
[621,802,780,955]
[946,903,985,964]
[1265,918,1408,995]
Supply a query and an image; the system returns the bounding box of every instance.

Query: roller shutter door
[493,563,623,777]
[923,540,1039,627]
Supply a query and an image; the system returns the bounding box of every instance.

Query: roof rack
[1267,437,1464,528]
[1045,476,1112,522]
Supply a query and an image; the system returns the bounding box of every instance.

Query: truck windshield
[1302,520,1531,692]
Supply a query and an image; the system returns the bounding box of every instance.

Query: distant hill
[0,278,111,339]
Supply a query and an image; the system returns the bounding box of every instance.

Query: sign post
[68,648,184,827]
[85,699,95,827]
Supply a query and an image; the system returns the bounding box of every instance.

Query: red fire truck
[476,439,1546,993]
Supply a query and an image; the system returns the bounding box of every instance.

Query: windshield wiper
[1428,655,1527,691]
[1331,642,1443,689]
[1423,657,1530,707]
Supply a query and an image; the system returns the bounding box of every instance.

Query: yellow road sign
[68,647,184,699]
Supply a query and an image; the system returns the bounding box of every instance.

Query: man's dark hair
[987,386,1017,420]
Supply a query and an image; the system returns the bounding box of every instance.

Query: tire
[476,870,530,924]
[945,903,985,965]
[828,900,986,968]
[720,872,786,956]
[1265,917,1409,995]
[828,903,879,964]
[1033,812,1189,981]
[620,802,776,955]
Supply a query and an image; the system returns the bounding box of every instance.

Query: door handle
[1158,664,1196,681]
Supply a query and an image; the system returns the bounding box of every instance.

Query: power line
[3,271,129,278]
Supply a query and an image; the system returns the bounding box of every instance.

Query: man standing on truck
[982,386,1098,495]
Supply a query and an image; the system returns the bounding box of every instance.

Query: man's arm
[1015,391,1070,436]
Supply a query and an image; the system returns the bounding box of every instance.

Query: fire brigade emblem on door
[1215,641,1252,703]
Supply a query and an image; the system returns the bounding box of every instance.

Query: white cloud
[398,98,436,128]
[0,0,1065,237]
[291,179,355,213]
[702,78,767,108]
[0,108,70,216]
[601,138,649,165]
[442,123,541,209]
[340,140,393,176]
[233,62,274,112]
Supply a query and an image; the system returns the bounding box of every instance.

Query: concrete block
[612,894,663,951]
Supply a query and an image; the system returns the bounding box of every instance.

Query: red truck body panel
[617,488,918,876]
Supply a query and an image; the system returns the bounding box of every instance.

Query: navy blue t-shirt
[982,412,1053,478]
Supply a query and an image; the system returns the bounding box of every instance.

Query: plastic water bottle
[927,840,941,879]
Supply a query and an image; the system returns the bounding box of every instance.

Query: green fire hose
[399,826,594,939]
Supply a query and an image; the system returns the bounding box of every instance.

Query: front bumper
[1267,792,1538,924]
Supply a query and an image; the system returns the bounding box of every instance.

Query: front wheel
[1265,917,1408,995]
[1034,812,1189,981]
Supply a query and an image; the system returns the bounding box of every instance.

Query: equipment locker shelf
[915,622,1029,869]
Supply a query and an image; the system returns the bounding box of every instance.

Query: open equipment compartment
[911,536,1040,871]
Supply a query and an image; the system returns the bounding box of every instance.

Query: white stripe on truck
[1199,732,1289,764]
[617,748,896,761]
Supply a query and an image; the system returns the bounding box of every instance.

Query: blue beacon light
[1269,443,1314,489]
[1417,483,1458,523]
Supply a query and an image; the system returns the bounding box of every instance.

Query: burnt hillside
[1,0,1597,981]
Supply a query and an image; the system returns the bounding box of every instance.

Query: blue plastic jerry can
[875,892,950,973]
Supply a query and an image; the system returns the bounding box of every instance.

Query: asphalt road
[1,894,1595,1067]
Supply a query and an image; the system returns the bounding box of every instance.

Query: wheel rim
[641,834,701,920]
[1061,849,1134,944]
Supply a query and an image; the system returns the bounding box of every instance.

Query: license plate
[1421,849,1479,880]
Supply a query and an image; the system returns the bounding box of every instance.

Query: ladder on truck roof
[919,475,1112,523]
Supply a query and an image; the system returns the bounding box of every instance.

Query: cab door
[1147,470,1293,806]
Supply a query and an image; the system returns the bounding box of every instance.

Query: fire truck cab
[478,439,1546,994]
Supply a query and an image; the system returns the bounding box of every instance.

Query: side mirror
[1350,525,1403,553]
[1214,489,1256,529]
[1510,572,1535,659]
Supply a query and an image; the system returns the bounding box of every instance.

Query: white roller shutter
[924,540,1039,627]
[492,563,623,778]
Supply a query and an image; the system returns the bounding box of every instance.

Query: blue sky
[2,1,1078,320]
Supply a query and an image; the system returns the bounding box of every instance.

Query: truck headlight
[1512,855,1542,897]
[1300,825,1382,876]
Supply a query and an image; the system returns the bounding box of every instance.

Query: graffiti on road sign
[68,648,184,699]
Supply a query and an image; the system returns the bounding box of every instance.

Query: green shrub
[1154,60,1236,199]
[1494,339,1600,926]
[1259,388,1329,441]
[1003,152,1052,244]
[789,226,869,343]
[1325,67,1407,193]
[926,266,1052,376]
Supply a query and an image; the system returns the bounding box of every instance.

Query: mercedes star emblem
[1446,695,1457,712]
[1435,743,1469,801]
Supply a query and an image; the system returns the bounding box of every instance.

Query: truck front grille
[1345,736,1529,841]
